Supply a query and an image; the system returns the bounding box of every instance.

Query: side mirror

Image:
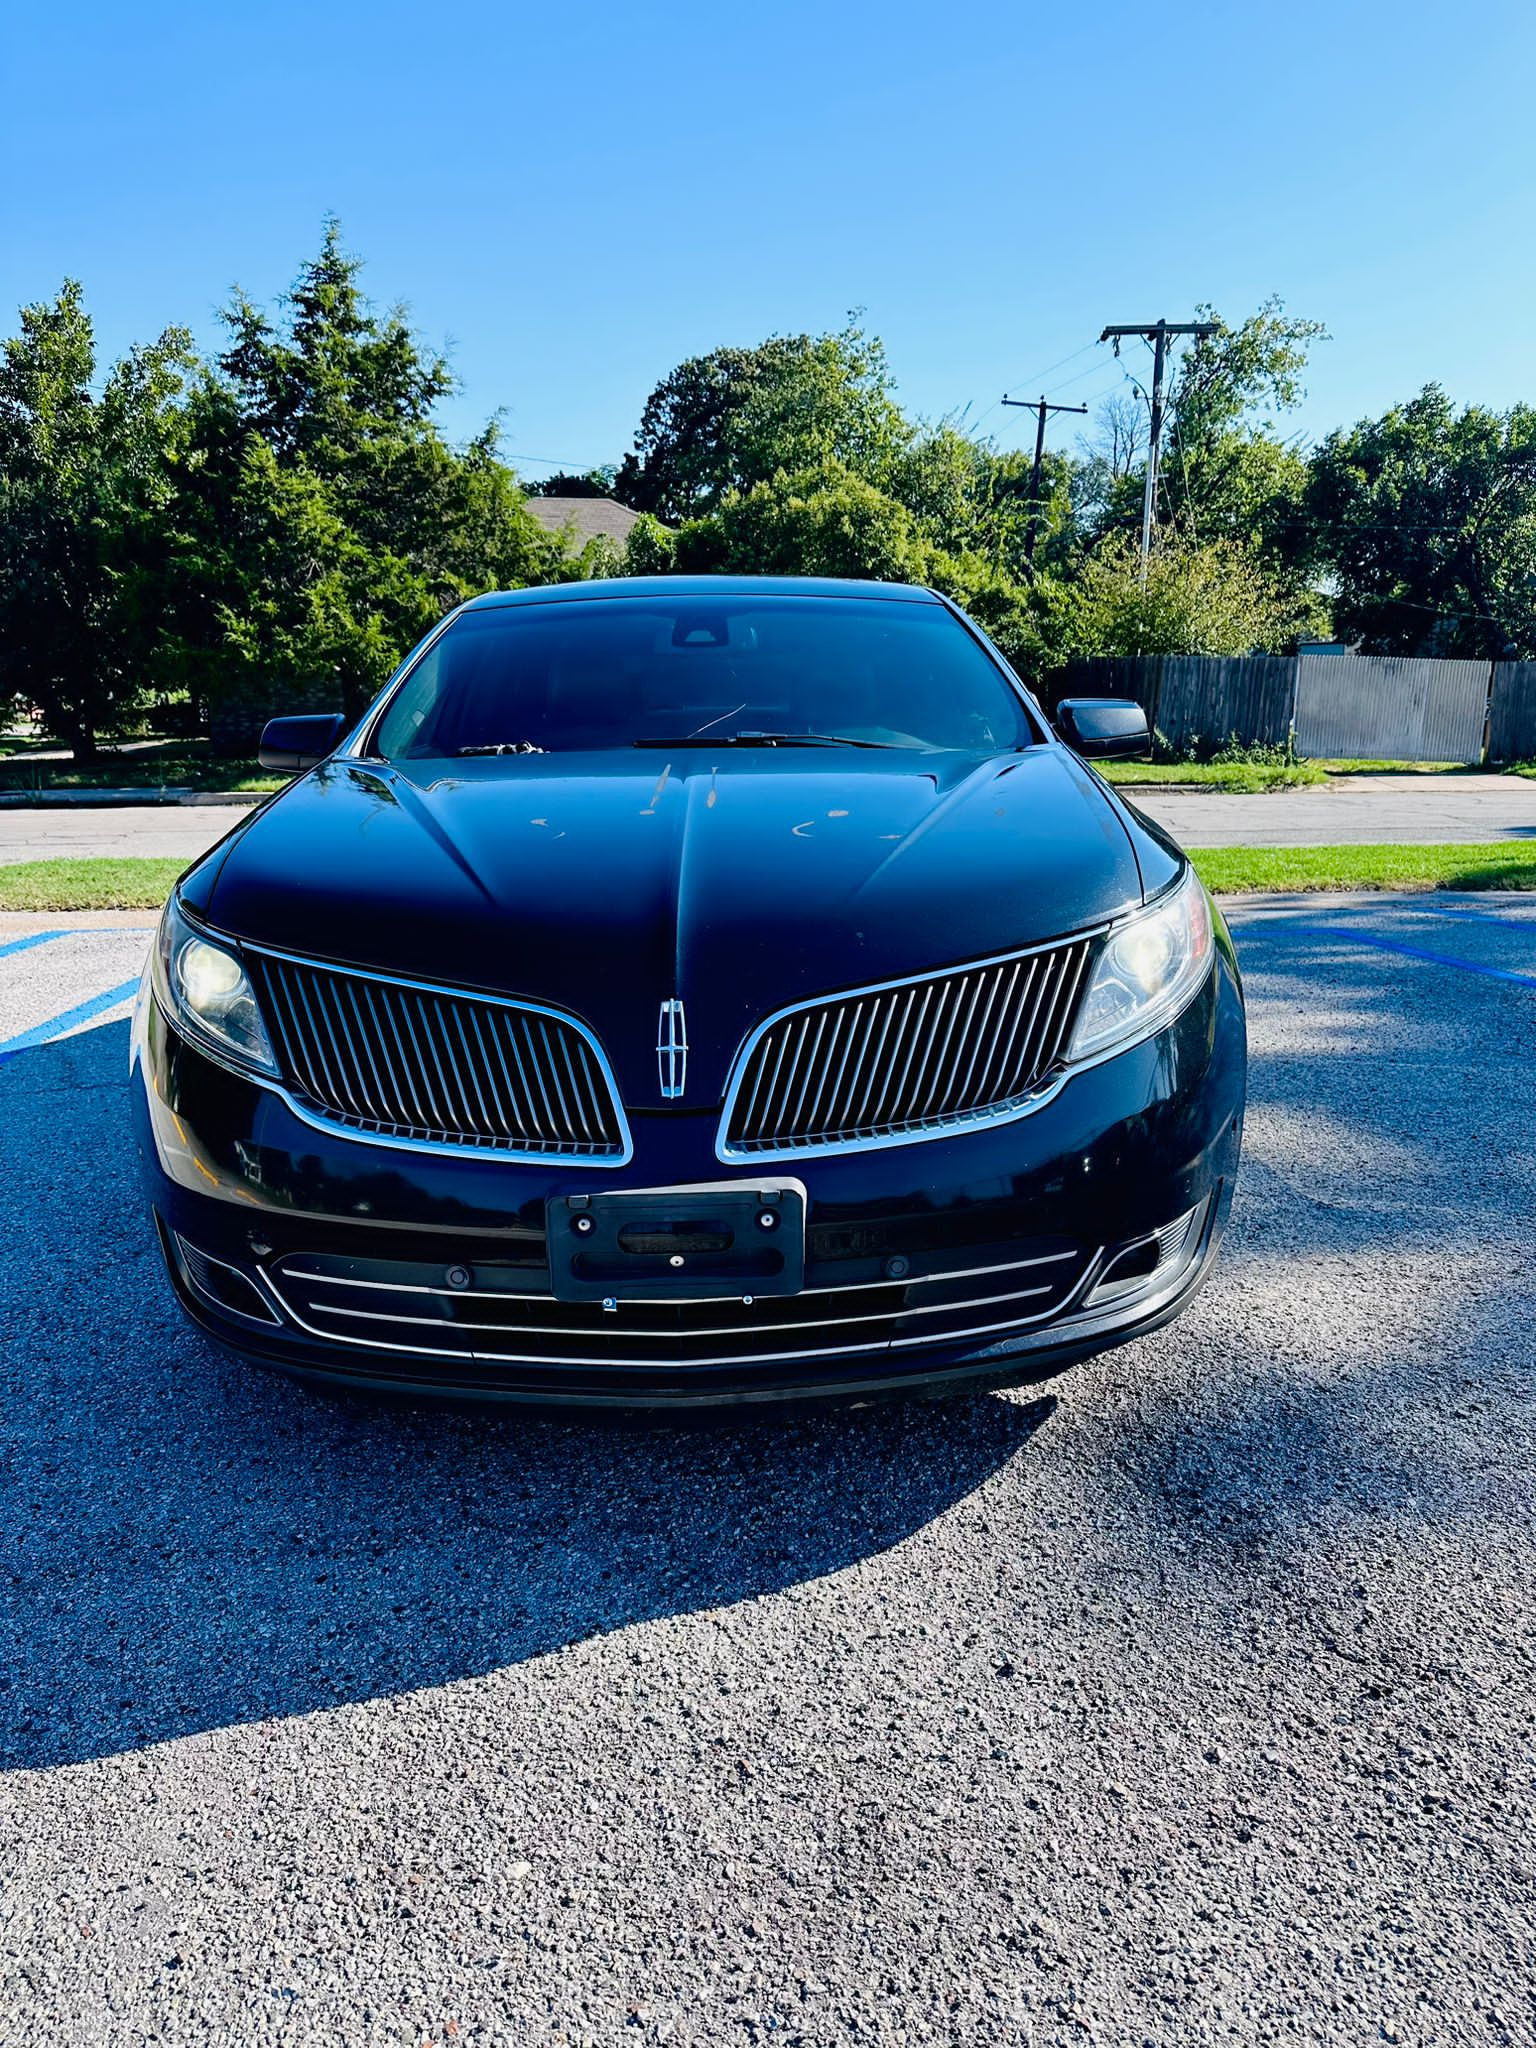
[258,712,349,772]
[1055,697,1150,761]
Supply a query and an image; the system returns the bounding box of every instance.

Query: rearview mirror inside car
[1055,697,1150,761]
[258,712,349,772]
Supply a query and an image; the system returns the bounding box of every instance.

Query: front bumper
[131,948,1246,1407]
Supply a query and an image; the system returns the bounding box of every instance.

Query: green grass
[1189,842,1536,894]
[9,843,1536,912]
[0,741,284,794]
[1102,760,1326,793]
[0,858,185,910]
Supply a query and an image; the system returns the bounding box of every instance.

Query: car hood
[201,748,1149,1109]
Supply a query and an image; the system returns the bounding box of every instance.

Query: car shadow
[2,1023,1052,1772]
[11,914,1535,1772]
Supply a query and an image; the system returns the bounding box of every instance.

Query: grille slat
[724,937,1095,1156]
[866,986,918,1132]
[488,1009,536,1135]
[996,956,1052,1097]
[251,954,626,1159]
[952,960,1010,1108]
[765,1012,807,1136]
[391,986,437,1128]
[843,988,899,1132]
[338,979,393,1121]
[547,1025,583,1141]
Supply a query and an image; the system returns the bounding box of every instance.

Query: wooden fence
[1054,654,1536,764]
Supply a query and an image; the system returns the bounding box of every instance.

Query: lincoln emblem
[656,998,688,1099]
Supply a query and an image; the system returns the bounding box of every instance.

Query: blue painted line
[1284,924,1536,990]
[0,977,142,1057]
[1413,903,1536,930]
[0,930,67,959]
[0,927,153,959]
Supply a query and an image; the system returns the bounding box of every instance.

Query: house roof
[523,496,644,549]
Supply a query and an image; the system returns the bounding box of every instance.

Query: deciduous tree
[1304,386,1536,656]
[615,323,910,522]
[1039,534,1325,662]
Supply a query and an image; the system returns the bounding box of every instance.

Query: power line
[1050,372,1130,415]
[504,450,611,471]
[1100,318,1217,579]
[1007,338,1100,394]
[1041,354,1120,400]
[967,340,1101,435]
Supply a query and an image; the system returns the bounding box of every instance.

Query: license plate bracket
[546,1180,807,1301]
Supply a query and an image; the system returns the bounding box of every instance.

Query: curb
[0,789,269,810]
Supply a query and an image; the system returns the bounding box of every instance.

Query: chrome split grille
[264,1239,1096,1372]
[722,938,1096,1157]
[250,953,626,1158]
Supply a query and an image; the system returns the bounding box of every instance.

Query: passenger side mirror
[258,712,349,772]
[1055,697,1150,761]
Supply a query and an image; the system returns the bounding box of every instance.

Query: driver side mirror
[258,712,349,772]
[1055,697,1150,761]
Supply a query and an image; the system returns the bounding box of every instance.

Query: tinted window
[372,595,1034,759]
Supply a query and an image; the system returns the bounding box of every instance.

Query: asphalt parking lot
[4,898,1536,2046]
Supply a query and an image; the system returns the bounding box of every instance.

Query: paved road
[1126,771,1536,847]
[0,803,254,864]
[4,899,1536,2044]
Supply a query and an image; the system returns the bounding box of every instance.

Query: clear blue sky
[5,0,1534,477]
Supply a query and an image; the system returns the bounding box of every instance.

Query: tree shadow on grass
[2,1024,1052,1773]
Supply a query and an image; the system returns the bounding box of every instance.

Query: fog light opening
[173,1233,283,1327]
[1088,1200,1205,1307]
[1097,1237,1162,1292]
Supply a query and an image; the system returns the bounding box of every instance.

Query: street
[3,899,1535,2043]
[8,772,1536,874]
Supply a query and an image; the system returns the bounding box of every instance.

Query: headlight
[1069,867,1214,1063]
[152,893,277,1074]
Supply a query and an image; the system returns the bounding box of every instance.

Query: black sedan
[131,576,1245,1407]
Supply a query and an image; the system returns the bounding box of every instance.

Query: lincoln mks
[131,576,1245,1406]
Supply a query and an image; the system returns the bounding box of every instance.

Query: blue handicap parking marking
[1273,922,1536,992]
[0,979,143,1058]
[0,930,70,959]
[0,926,154,1058]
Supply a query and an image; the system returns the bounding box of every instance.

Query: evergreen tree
[0,283,191,758]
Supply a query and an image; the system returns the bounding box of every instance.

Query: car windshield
[371,594,1037,759]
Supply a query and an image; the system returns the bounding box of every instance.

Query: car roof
[460,575,942,612]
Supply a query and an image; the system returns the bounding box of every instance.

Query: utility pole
[1001,394,1089,564]
[1098,318,1217,580]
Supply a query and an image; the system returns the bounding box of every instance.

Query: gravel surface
[4,899,1536,2046]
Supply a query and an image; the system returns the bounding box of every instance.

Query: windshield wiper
[454,742,546,755]
[632,731,897,750]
